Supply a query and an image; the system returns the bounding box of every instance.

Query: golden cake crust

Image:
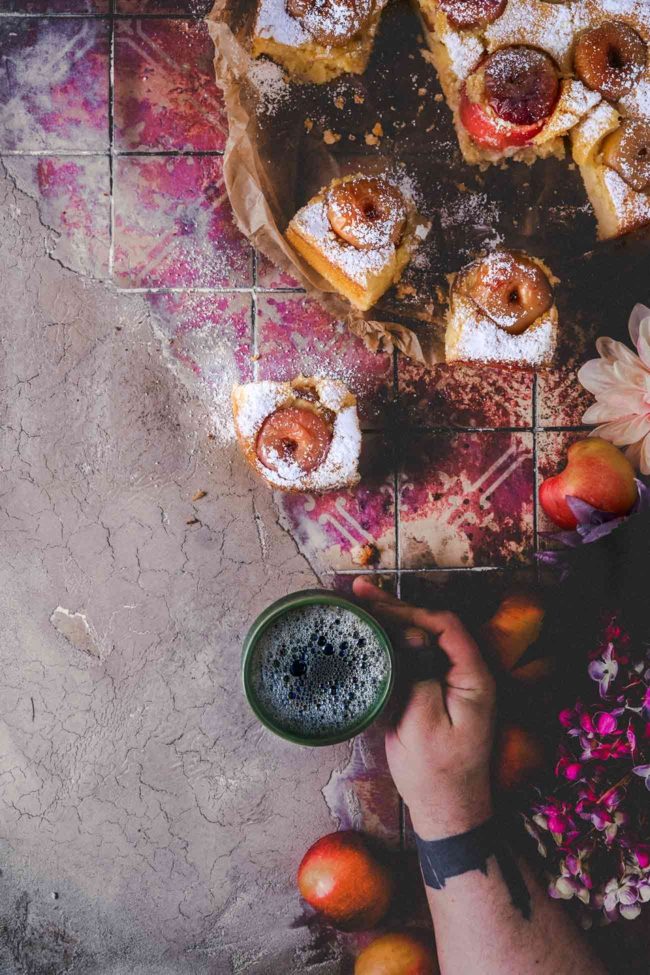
[252,0,388,83]
[285,174,430,311]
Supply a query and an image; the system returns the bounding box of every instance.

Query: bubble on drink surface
[249,605,389,738]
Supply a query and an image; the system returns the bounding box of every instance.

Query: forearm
[421,843,607,975]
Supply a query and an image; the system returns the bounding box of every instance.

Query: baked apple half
[460,46,560,152]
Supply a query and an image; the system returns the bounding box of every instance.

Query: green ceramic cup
[242,589,395,747]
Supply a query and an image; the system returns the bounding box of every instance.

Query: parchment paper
[207,0,650,366]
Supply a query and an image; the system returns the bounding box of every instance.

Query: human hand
[353,578,496,841]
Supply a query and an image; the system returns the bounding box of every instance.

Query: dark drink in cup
[242,591,394,746]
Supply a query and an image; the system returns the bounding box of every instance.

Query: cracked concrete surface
[0,165,349,973]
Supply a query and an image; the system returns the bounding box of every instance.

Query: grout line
[251,250,259,381]
[532,373,539,555]
[325,566,504,575]
[0,12,212,19]
[112,285,306,295]
[107,0,115,279]
[0,149,225,157]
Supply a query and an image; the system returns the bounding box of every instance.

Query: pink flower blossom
[578,304,650,474]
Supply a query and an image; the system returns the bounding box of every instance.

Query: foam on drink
[249,604,389,738]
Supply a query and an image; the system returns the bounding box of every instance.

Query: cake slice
[232,377,361,492]
[445,250,558,369]
[572,104,650,239]
[286,173,429,311]
[252,0,388,84]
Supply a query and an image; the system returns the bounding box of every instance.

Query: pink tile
[256,294,393,428]
[537,316,599,427]
[114,19,226,152]
[256,251,302,290]
[3,155,110,278]
[321,725,401,845]
[146,291,254,384]
[536,430,585,538]
[276,436,396,572]
[116,0,212,11]
[398,358,533,429]
[0,0,107,9]
[399,432,534,568]
[0,19,109,151]
[113,155,253,288]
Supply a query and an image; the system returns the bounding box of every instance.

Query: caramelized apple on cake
[232,377,361,492]
[252,0,389,83]
[445,250,558,369]
[285,173,429,311]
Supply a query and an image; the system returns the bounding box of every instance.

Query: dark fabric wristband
[415,817,531,920]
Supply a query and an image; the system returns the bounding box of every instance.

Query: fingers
[353,576,492,698]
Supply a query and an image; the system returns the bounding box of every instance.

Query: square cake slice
[572,103,650,239]
[286,173,430,311]
[445,250,558,369]
[252,0,388,84]
[232,377,361,493]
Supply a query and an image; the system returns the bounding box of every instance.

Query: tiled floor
[0,0,597,909]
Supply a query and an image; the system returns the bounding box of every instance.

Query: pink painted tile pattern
[277,436,396,573]
[116,0,212,12]
[113,156,253,288]
[256,251,303,291]
[256,294,393,428]
[3,155,110,278]
[322,726,401,845]
[0,0,107,9]
[399,432,534,568]
[537,316,599,427]
[0,19,109,151]
[398,359,533,429]
[114,19,227,153]
[146,291,254,384]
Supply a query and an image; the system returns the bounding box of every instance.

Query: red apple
[298,831,392,930]
[482,592,552,684]
[496,725,545,791]
[355,932,439,975]
[539,437,637,530]
[459,86,544,151]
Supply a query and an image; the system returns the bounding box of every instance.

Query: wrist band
[415,817,531,920]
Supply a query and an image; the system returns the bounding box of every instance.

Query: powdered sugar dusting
[248,57,291,114]
[602,165,650,225]
[484,0,576,71]
[255,0,380,48]
[233,379,361,491]
[450,293,556,366]
[437,18,484,80]
[293,187,402,284]
[256,0,311,46]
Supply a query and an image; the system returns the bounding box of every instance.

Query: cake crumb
[351,543,379,567]
[353,92,365,104]
[323,129,341,145]
[434,93,443,102]
[372,122,383,137]
[304,117,314,132]
[192,489,207,501]
[397,282,417,298]
[334,95,345,109]
[418,87,427,96]
[365,132,379,145]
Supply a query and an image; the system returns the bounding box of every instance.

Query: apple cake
[232,376,362,492]
[286,173,430,310]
